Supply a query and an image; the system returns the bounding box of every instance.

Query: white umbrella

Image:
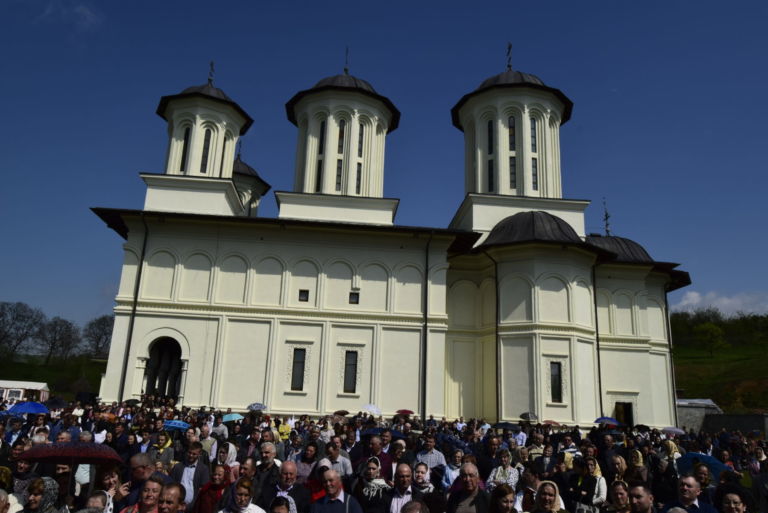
[362,403,381,415]
[663,426,686,435]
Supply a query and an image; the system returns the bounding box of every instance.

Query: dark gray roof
[285,73,400,131]
[232,156,271,193]
[586,234,654,263]
[156,82,254,135]
[451,69,574,130]
[481,211,583,248]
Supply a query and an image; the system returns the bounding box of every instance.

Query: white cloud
[36,0,103,30]
[672,290,768,316]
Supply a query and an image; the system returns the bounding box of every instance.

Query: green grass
[0,355,107,401]
[673,344,768,413]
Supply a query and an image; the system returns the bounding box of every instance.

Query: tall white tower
[451,69,573,198]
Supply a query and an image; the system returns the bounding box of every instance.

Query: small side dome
[156,82,253,135]
[233,155,270,187]
[482,211,582,248]
[451,68,574,130]
[586,234,654,263]
[285,73,401,131]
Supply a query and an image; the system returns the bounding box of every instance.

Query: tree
[36,317,81,364]
[693,322,729,357]
[0,302,45,359]
[83,314,114,359]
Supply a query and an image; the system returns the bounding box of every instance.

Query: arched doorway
[144,337,183,399]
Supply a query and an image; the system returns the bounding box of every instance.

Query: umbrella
[163,420,190,431]
[362,404,381,416]
[247,402,267,411]
[223,413,243,423]
[9,402,49,415]
[678,452,729,479]
[663,426,686,436]
[333,410,350,416]
[396,409,414,415]
[21,441,123,465]
[520,412,538,421]
[543,420,560,426]
[44,398,68,410]
[125,399,141,407]
[361,427,384,436]
[634,424,651,432]
[493,422,520,431]
[595,416,620,425]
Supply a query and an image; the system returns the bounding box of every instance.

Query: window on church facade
[550,361,562,403]
[487,119,494,155]
[532,157,539,191]
[355,163,362,194]
[179,127,191,173]
[291,348,306,391]
[298,289,309,302]
[349,291,360,304]
[315,160,323,193]
[343,351,358,393]
[200,128,212,173]
[508,116,516,151]
[509,156,516,189]
[335,159,343,192]
[337,119,346,154]
[357,123,364,158]
[488,160,494,192]
[530,117,538,153]
[318,120,326,155]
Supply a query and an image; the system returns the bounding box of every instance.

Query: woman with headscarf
[624,451,648,485]
[218,478,266,513]
[86,490,115,513]
[352,457,390,513]
[604,481,630,513]
[294,442,317,486]
[487,449,519,492]
[531,481,568,513]
[23,477,65,513]
[13,460,38,497]
[567,458,597,513]
[442,449,464,491]
[413,462,435,494]
[193,464,229,513]
[268,496,297,513]
[214,443,240,482]
[585,457,606,510]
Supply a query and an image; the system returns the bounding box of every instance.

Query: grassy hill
[673,344,768,413]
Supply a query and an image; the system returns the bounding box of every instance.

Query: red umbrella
[333,410,350,416]
[21,441,123,465]
[397,409,414,415]
[543,420,561,426]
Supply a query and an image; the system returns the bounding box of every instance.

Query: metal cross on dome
[506,42,512,70]
[208,61,215,86]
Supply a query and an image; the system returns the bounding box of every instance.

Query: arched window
[315,160,323,193]
[356,163,362,194]
[318,120,326,155]
[487,119,494,155]
[200,128,212,173]
[530,117,538,153]
[488,159,494,192]
[179,127,191,173]
[508,116,516,151]
[532,157,539,191]
[357,123,364,158]
[337,119,346,154]
[509,156,516,189]
[335,159,343,192]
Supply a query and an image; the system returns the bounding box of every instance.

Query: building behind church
[95,63,689,426]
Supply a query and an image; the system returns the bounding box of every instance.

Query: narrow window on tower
[532,157,539,191]
[337,119,346,154]
[219,137,228,175]
[357,123,364,158]
[179,127,191,173]
[199,128,212,173]
[315,160,323,193]
[343,350,358,393]
[290,348,306,391]
[508,116,516,151]
[550,361,563,403]
[487,160,494,192]
[509,156,517,189]
[335,159,343,192]
[487,119,494,155]
[356,163,362,194]
[318,120,326,155]
[530,117,538,153]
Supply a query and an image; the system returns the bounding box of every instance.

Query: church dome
[586,234,654,263]
[451,68,574,130]
[285,73,401,131]
[156,82,254,135]
[233,155,270,188]
[481,211,582,248]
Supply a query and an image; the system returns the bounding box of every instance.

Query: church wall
[215,319,272,410]
[380,327,422,414]
[499,336,534,419]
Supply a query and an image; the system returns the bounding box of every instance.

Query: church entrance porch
[143,337,183,400]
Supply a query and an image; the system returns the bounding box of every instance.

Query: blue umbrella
[247,402,267,411]
[678,452,729,479]
[494,421,521,431]
[9,402,49,415]
[594,416,620,425]
[223,413,244,422]
[163,420,190,431]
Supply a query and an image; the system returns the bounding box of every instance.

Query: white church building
[95,65,690,426]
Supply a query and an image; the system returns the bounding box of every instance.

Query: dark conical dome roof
[156,82,253,135]
[586,234,654,263]
[451,68,574,130]
[286,72,400,131]
[482,211,582,248]
[232,155,271,193]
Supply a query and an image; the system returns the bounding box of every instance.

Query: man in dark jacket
[258,461,311,513]
[310,470,363,513]
[446,463,490,513]
[170,442,209,509]
[385,463,424,513]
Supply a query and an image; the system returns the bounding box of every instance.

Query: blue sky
[1,0,767,326]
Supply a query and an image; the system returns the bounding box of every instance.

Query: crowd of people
[1,396,766,513]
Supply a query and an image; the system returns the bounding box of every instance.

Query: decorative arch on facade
[215,253,249,304]
[572,278,593,327]
[324,259,355,309]
[596,289,612,334]
[499,273,533,322]
[479,278,496,327]
[359,261,389,311]
[118,248,140,297]
[448,279,479,329]
[179,252,213,302]
[252,255,285,306]
[140,330,189,400]
[143,249,178,300]
[537,273,570,323]
[393,263,423,314]
[613,290,635,335]
[290,258,321,306]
